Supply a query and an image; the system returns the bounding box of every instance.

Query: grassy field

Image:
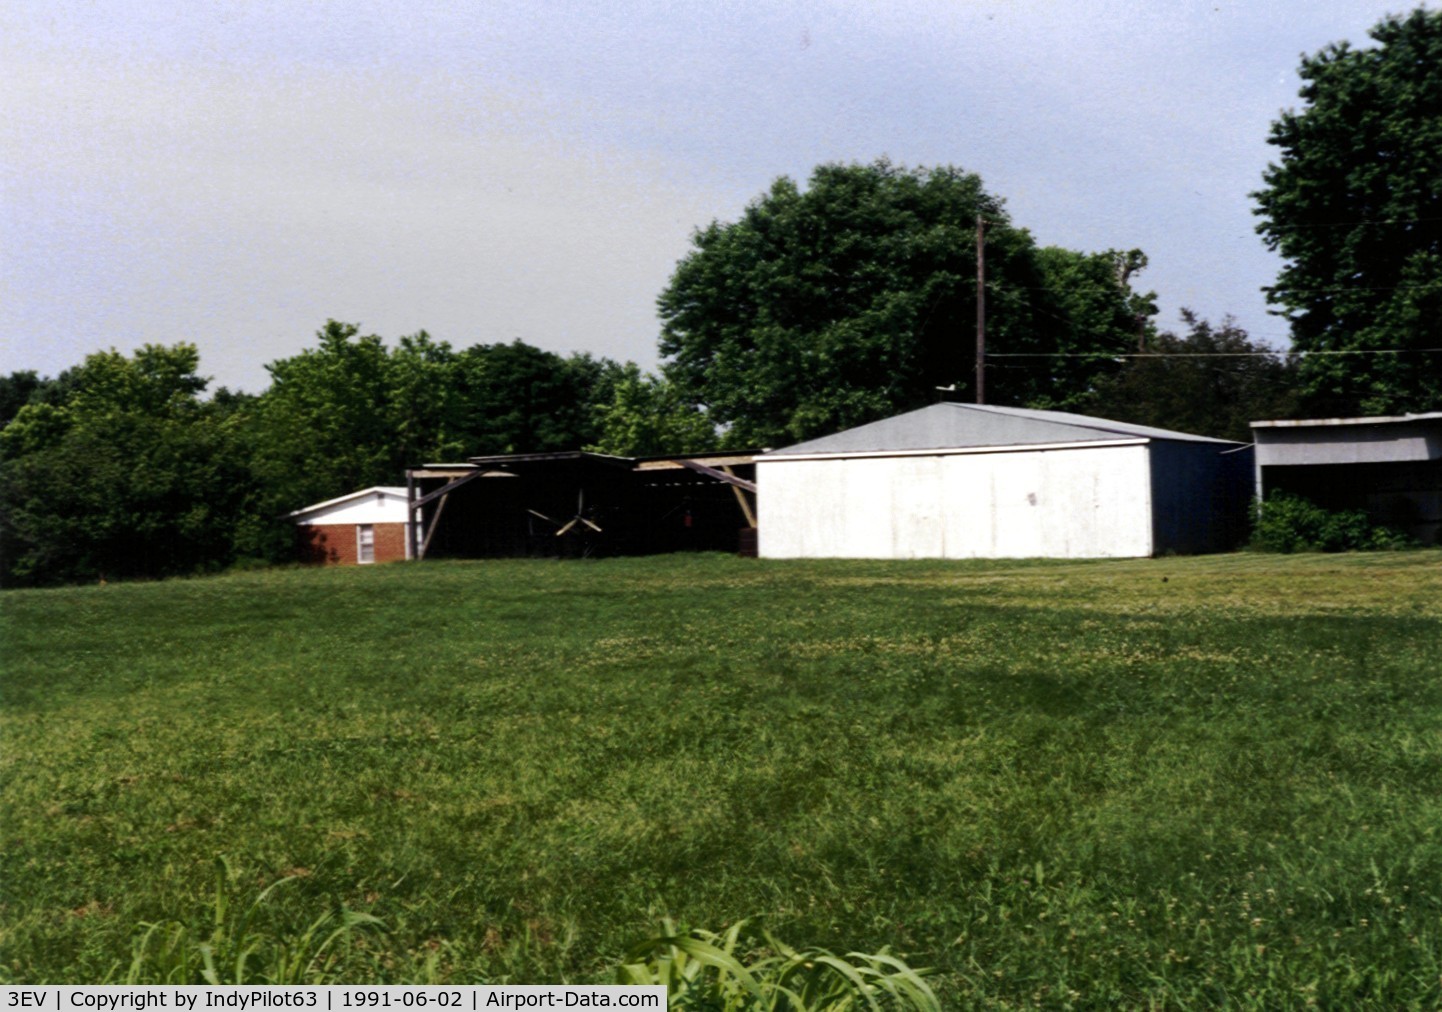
[2,551,1441,1005]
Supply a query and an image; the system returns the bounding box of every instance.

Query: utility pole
[975,212,986,405]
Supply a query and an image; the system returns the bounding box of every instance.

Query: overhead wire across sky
[986,348,1442,359]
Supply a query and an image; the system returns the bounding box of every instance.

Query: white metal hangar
[756,403,1254,560]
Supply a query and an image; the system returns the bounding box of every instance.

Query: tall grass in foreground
[112,858,386,984]
[620,919,939,1010]
[113,871,938,1010]
[3,552,1441,1005]
[115,861,938,1009]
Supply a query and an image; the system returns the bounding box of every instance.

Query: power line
[987,347,1442,359]
[979,280,1439,295]
[1257,213,1442,231]
[1267,283,1442,293]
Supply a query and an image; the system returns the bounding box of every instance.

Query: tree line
[0,328,719,585]
[2,8,1435,586]
[0,302,1297,587]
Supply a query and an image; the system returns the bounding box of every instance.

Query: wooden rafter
[633,454,757,471]
[668,458,758,493]
[413,468,492,508]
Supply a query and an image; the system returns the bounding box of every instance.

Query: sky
[1,0,1417,394]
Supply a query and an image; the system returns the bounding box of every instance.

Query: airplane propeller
[527,489,602,536]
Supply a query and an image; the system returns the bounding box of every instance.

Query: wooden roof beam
[667,458,758,493]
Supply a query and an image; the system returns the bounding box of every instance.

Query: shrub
[1250,492,1413,553]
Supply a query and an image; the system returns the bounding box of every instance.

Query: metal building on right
[1250,413,1442,546]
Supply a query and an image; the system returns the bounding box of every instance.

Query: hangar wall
[1148,442,1255,555]
[757,443,1155,559]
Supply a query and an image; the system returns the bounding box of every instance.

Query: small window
[357,524,375,564]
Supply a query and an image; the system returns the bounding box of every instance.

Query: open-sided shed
[757,403,1253,559]
[1251,412,1442,545]
[406,451,758,559]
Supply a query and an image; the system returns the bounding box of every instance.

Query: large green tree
[0,371,45,427]
[0,345,250,585]
[1028,246,1158,409]
[585,364,718,456]
[657,160,1155,446]
[247,324,628,534]
[454,341,624,456]
[247,321,404,531]
[1253,8,1442,415]
[1081,311,1299,442]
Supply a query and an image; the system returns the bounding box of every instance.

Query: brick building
[289,486,413,565]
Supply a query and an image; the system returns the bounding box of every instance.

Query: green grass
[2,552,1441,1006]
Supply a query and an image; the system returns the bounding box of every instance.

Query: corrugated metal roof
[764,403,1238,457]
[1251,411,1442,429]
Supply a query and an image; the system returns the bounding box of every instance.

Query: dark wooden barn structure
[405,451,759,559]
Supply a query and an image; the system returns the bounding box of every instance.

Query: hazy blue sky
[2,1,1415,393]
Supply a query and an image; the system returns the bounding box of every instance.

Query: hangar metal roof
[1250,411,1442,466]
[764,402,1237,457]
[1251,411,1442,429]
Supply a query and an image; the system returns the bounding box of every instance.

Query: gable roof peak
[765,402,1237,457]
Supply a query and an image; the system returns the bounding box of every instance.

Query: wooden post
[420,493,450,560]
[721,465,757,528]
[406,473,419,561]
